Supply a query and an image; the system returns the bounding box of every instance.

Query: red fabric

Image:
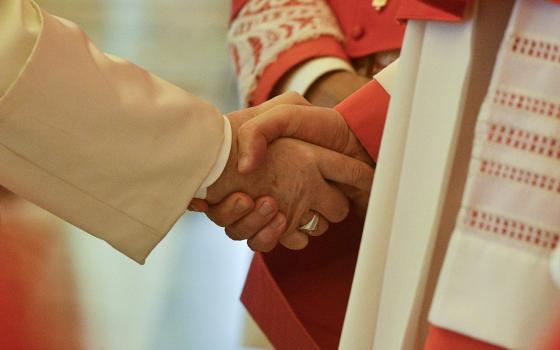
[336,79,390,161]
[241,254,320,349]
[424,325,505,350]
[396,0,472,21]
[544,327,560,350]
[242,214,364,350]
[0,210,83,350]
[399,0,557,22]
[232,0,405,56]
[250,36,348,105]
[327,0,406,57]
[538,307,560,350]
[231,0,247,21]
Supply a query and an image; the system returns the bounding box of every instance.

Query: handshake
[189,92,374,252]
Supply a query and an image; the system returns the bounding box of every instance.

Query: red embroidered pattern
[486,123,560,159]
[228,0,343,105]
[510,34,560,64]
[493,89,560,120]
[463,207,560,250]
[479,159,560,194]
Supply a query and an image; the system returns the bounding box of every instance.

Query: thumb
[237,105,350,174]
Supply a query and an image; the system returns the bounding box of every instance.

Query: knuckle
[247,240,258,252]
[238,123,255,137]
[281,232,309,250]
[351,164,363,183]
[295,147,316,167]
[211,216,227,227]
[259,241,276,253]
[225,226,248,241]
[284,91,302,101]
[247,237,274,252]
[350,163,369,188]
[274,103,296,116]
[290,240,308,250]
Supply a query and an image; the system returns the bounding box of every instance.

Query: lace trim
[227,0,344,106]
[478,159,560,194]
[493,88,560,121]
[510,33,560,65]
[486,122,560,160]
[461,207,559,250]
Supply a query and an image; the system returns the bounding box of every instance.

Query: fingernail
[234,199,249,214]
[271,215,286,229]
[188,204,199,212]
[258,201,274,216]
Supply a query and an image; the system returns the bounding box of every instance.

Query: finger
[247,213,287,252]
[225,196,279,240]
[237,105,349,174]
[336,183,371,218]
[232,92,312,125]
[279,230,309,250]
[312,182,350,224]
[251,91,312,115]
[205,192,254,227]
[188,198,209,212]
[231,92,312,174]
[315,146,374,192]
[298,211,329,237]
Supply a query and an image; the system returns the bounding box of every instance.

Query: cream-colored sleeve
[0,0,226,264]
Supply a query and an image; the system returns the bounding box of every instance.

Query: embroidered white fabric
[429,0,560,348]
[227,0,344,106]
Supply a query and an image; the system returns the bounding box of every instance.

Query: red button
[350,25,365,40]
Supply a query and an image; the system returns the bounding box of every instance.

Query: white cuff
[373,58,399,95]
[279,57,354,95]
[194,116,232,199]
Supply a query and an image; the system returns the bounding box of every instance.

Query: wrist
[305,71,370,107]
[205,115,243,204]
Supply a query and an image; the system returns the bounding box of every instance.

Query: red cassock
[230,0,557,349]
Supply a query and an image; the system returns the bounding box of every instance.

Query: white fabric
[551,246,560,288]
[429,0,560,348]
[373,59,398,94]
[371,13,478,350]
[278,56,354,95]
[339,21,428,350]
[341,1,516,348]
[194,116,232,199]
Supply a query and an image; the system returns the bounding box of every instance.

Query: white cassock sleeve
[0,0,228,264]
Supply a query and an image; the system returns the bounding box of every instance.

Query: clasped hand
[190,92,374,252]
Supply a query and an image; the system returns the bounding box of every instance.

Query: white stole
[340,1,515,348]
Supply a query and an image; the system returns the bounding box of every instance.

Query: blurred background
[0,0,257,349]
